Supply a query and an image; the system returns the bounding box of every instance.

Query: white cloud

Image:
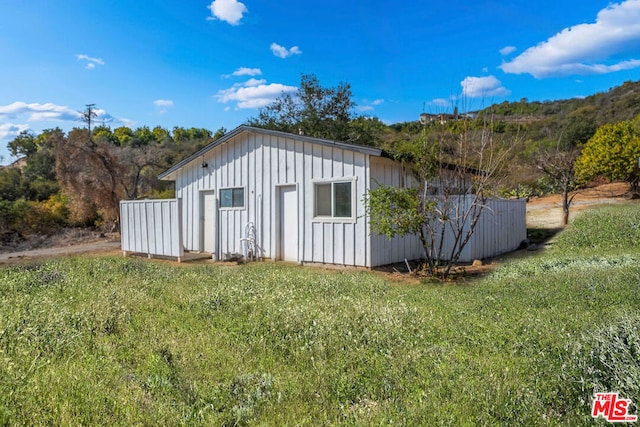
[0,123,29,140]
[430,98,451,107]
[232,67,262,77]
[270,43,302,59]
[357,106,374,112]
[118,118,137,128]
[499,46,517,56]
[154,99,174,115]
[215,80,297,109]
[76,54,104,69]
[0,102,82,121]
[207,0,247,25]
[461,76,511,98]
[154,99,174,107]
[357,99,384,112]
[500,0,640,78]
[0,102,114,127]
[244,78,267,87]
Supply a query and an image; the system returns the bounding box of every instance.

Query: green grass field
[1,204,639,425]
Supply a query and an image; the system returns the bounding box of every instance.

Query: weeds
[0,203,638,424]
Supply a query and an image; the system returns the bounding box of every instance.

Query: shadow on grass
[373,226,568,285]
[527,226,564,245]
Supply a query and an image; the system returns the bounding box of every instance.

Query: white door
[280,186,298,261]
[203,192,216,254]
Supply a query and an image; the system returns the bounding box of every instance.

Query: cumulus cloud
[357,99,385,112]
[154,99,174,107]
[215,80,297,109]
[0,102,114,126]
[461,76,511,98]
[0,102,82,122]
[118,118,137,128]
[76,54,104,70]
[500,0,640,78]
[0,123,29,140]
[430,98,451,107]
[207,0,247,25]
[499,46,517,56]
[232,67,262,77]
[243,78,267,87]
[154,99,174,114]
[270,43,302,59]
[357,106,374,112]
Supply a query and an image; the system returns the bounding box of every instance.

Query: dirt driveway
[0,232,121,265]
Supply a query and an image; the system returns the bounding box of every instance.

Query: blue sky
[1,0,640,164]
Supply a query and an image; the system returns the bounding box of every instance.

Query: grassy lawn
[1,204,639,426]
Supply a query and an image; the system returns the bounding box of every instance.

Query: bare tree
[53,128,164,229]
[367,114,517,278]
[536,144,582,225]
[54,128,121,226]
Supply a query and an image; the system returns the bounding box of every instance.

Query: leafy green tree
[5,129,59,201]
[93,125,119,145]
[114,126,134,146]
[247,73,355,142]
[575,118,640,191]
[152,126,172,143]
[133,126,155,145]
[187,128,212,141]
[347,116,389,147]
[213,127,227,140]
[0,167,26,201]
[561,106,597,146]
[8,131,37,158]
[172,126,189,143]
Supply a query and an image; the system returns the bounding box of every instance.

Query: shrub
[0,194,69,235]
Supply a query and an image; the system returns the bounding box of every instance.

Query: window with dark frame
[220,188,245,208]
[314,181,352,218]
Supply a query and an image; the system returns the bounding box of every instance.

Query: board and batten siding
[174,130,372,266]
[120,199,183,260]
[427,196,526,262]
[369,157,424,266]
[367,158,526,265]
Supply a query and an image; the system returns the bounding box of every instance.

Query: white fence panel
[120,199,184,261]
[429,196,526,262]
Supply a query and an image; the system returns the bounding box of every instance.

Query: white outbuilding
[120,126,526,266]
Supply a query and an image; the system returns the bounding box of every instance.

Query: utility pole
[82,104,98,132]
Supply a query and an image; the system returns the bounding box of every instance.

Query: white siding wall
[175,131,371,266]
[369,157,424,266]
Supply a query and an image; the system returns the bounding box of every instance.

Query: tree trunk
[562,186,570,225]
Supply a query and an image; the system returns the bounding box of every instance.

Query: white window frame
[312,177,357,223]
[219,187,246,210]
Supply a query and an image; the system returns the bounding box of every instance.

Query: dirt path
[0,239,120,265]
[526,182,629,229]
